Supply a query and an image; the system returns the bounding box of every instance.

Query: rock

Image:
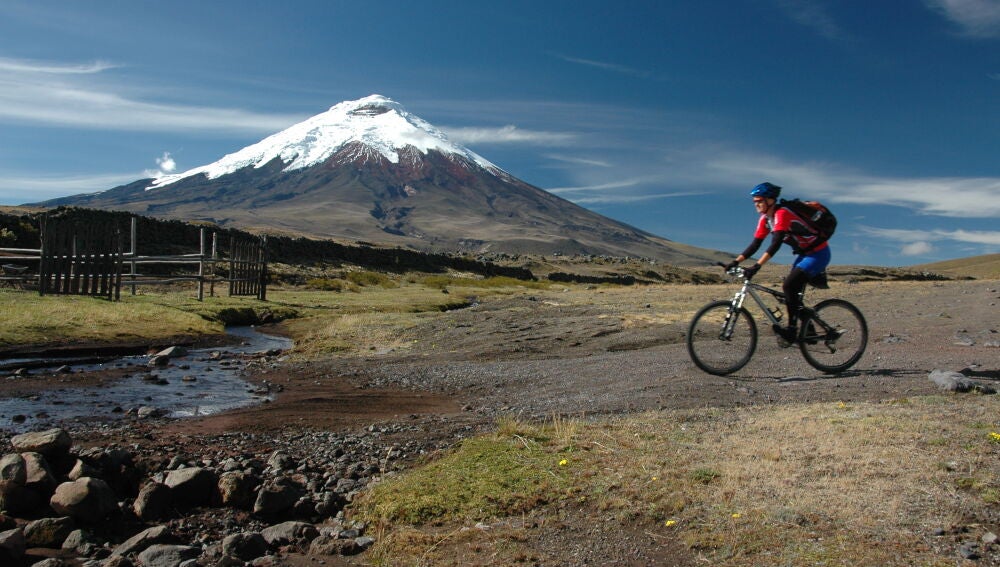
[0,527,25,565]
[929,369,997,394]
[164,467,217,507]
[354,536,375,551]
[259,521,319,547]
[67,458,101,481]
[50,477,118,522]
[31,558,66,567]
[22,451,58,493]
[0,480,31,515]
[253,478,303,517]
[153,346,187,360]
[134,482,173,521]
[112,525,175,557]
[266,451,294,472]
[62,528,98,551]
[221,532,268,561]
[0,454,27,484]
[10,429,72,459]
[24,516,75,548]
[137,406,168,419]
[217,471,257,509]
[103,556,136,567]
[136,543,200,567]
[308,534,357,555]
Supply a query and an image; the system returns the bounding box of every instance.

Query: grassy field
[356,396,1000,566]
[3,273,998,565]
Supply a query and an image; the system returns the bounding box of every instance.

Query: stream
[0,327,292,433]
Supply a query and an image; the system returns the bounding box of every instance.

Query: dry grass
[353,395,1000,566]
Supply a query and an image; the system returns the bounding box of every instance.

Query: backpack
[778,198,837,251]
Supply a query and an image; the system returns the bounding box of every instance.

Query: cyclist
[726,182,831,345]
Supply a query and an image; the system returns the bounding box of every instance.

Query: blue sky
[0,1,997,267]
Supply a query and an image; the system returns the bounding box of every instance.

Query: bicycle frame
[730,278,787,328]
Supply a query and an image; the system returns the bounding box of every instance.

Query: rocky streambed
[0,422,437,566]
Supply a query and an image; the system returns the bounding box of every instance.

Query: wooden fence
[0,215,268,301]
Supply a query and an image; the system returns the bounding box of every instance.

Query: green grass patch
[356,430,576,526]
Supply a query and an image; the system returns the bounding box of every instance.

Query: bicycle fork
[719,288,748,341]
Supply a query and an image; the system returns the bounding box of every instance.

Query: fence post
[130,217,137,296]
[197,228,205,301]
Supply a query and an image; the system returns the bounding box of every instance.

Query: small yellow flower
[837,401,847,409]
[990,432,1000,444]
[651,476,658,481]
[559,459,568,466]
[665,520,677,527]
[731,513,742,519]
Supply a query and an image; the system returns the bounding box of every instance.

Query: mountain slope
[36,95,725,266]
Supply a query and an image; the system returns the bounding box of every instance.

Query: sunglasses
[753,198,767,204]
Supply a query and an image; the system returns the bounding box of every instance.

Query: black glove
[742,264,760,279]
[724,260,740,271]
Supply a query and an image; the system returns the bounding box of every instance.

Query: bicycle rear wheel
[687,300,758,376]
[798,298,868,374]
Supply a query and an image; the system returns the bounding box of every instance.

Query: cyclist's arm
[735,237,764,263]
[753,230,786,267]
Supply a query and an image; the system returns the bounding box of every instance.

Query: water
[0,327,292,433]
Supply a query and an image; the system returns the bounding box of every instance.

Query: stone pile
[0,426,411,566]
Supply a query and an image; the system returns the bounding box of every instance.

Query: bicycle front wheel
[687,300,758,376]
[798,298,868,374]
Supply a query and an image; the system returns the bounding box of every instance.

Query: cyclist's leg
[788,246,831,327]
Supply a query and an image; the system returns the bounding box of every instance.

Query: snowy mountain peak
[148,94,503,189]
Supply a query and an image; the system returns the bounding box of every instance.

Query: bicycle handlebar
[716,262,745,278]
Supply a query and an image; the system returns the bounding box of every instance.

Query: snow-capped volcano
[150,95,504,189]
[35,95,723,265]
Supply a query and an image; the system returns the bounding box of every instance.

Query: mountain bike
[686,264,868,376]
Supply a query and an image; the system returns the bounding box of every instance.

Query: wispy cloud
[573,192,708,205]
[860,226,1000,258]
[703,152,1000,218]
[0,172,139,204]
[0,56,304,134]
[543,154,613,168]
[0,57,119,74]
[550,53,653,79]
[773,0,847,40]
[925,0,1000,38]
[444,125,577,145]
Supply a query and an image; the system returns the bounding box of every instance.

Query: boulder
[253,478,303,517]
[111,525,175,557]
[0,454,27,484]
[10,429,72,460]
[22,451,58,493]
[308,534,357,556]
[260,521,319,547]
[217,471,257,509]
[221,532,268,561]
[103,556,136,567]
[50,477,118,522]
[0,527,25,565]
[136,543,200,567]
[24,516,75,548]
[164,467,217,507]
[134,482,173,521]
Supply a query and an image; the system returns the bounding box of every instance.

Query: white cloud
[156,152,176,173]
[925,0,1000,38]
[0,56,304,134]
[901,241,934,256]
[444,125,576,146]
[572,192,708,205]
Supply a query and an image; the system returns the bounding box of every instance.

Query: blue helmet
[750,182,781,199]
